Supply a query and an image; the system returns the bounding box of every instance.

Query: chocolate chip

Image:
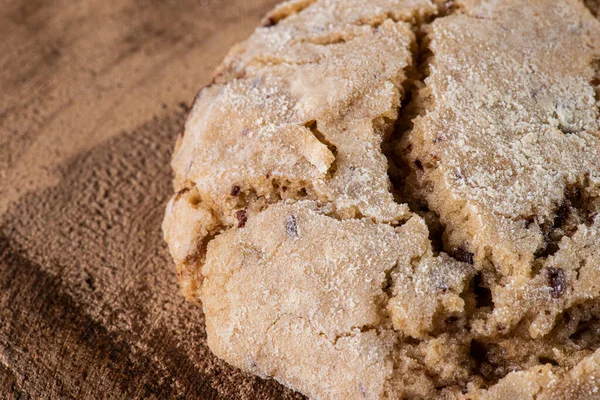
[230,185,241,196]
[236,210,248,228]
[451,247,474,265]
[286,214,298,237]
[547,267,566,298]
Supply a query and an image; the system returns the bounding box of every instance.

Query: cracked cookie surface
[163,0,600,398]
[202,202,473,399]
[405,0,600,339]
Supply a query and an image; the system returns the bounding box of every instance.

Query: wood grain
[0,0,304,398]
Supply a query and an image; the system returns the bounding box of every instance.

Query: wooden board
[0,0,304,398]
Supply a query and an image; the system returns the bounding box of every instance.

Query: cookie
[163,0,600,398]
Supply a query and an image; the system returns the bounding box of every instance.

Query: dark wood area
[0,0,303,398]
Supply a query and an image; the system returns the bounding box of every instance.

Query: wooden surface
[0,0,305,398]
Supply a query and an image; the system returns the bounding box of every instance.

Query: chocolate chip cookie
[163,0,600,398]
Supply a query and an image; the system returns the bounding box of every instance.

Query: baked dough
[163,0,600,398]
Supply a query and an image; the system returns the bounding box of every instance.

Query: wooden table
[0,0,303,398]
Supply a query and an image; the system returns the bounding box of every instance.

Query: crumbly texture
[163,0,600,398]
[202,202,473,399]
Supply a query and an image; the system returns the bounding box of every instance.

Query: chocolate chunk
[286,214,298,237]
[236,210,248,228]
[547,267,566,298]
[451,247,474,265]
[230,185,241,196]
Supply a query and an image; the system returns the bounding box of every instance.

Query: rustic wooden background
[0,0,305,398]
